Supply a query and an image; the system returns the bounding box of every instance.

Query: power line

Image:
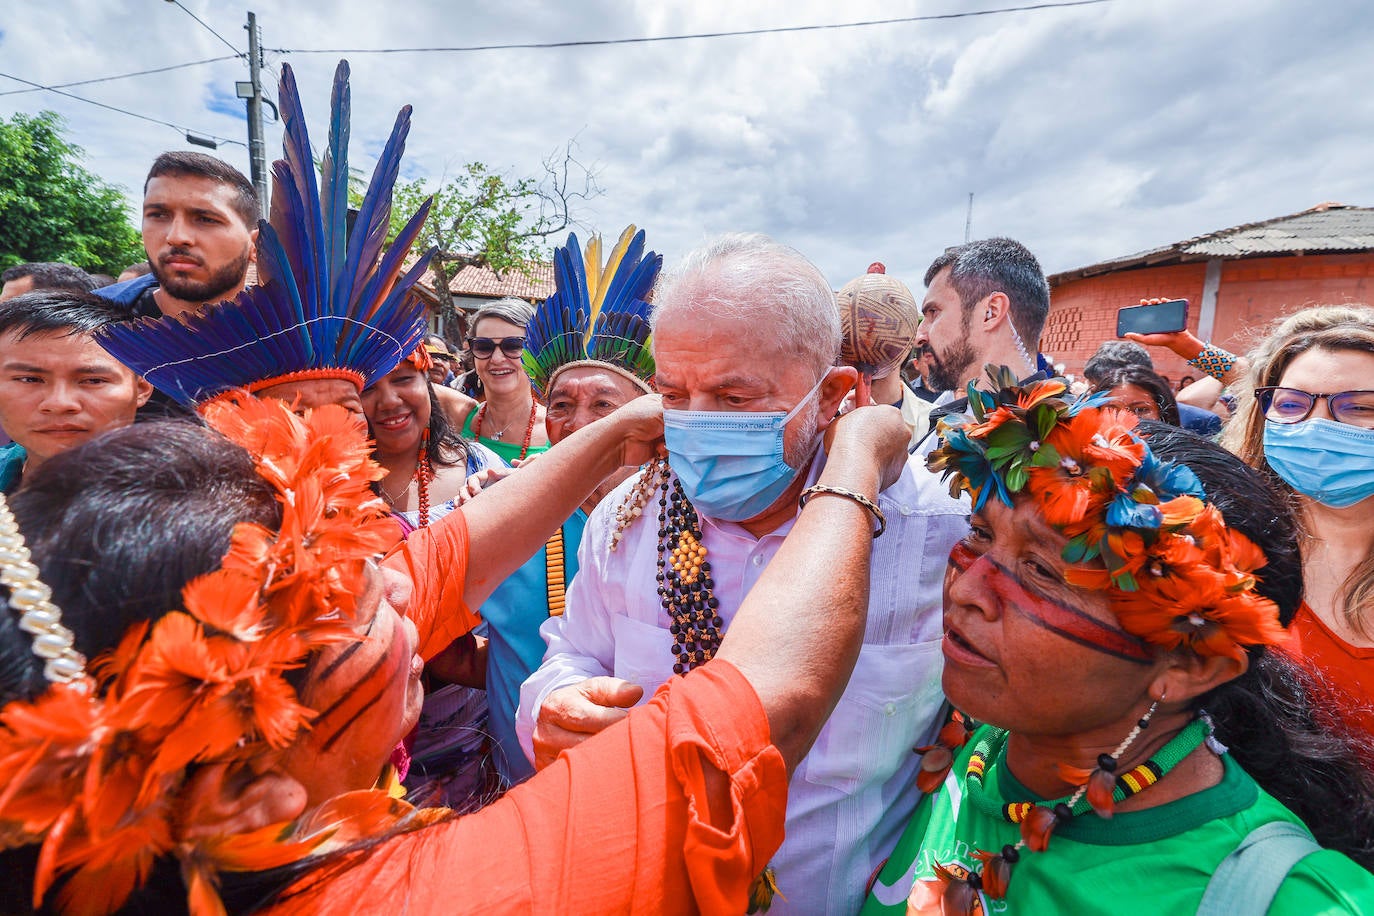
[0,56,239,98]
[0,71,244,147]
[165,0,246,59]
[271,0,1110,55]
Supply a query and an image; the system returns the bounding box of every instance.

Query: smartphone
[1116,299,1188,337]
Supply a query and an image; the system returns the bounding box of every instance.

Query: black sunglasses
[466,336,526,360]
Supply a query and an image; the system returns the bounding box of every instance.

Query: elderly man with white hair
[516,233,968,913]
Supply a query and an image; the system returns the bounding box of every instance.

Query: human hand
[823,404,908,491]
[532,677,645,770]
[604,393,665,468]
[1122,299,1202,358]
[454,465,517,506]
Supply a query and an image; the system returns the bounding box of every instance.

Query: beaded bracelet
[1188,344,1238,381]
[798,484,886,538]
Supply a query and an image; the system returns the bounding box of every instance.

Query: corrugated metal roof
[1050,204,1374,283]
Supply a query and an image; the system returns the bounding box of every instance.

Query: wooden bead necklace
[656,476,722,675]
[472,398,538,461]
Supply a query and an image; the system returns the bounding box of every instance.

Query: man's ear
[178,761,309,841]
[134,375,154,408]
[817,365,858,426]
[979,292,1011,331]
[248,225,260,263]
[1150,649,1248,710]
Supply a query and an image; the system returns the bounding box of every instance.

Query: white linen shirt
[516,449,969,914]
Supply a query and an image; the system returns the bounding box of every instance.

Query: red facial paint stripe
[946,542,1155,664]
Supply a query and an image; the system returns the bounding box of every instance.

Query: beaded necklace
[942,717,1210,902]
[655,475,722,675]
[472,398,538,461]
[380,431,433,528]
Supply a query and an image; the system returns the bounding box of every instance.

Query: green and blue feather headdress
[99,61,433,407]
[522,225,661,398]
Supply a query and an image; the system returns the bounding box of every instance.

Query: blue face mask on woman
[1263,417,1374,508]
[664,375,827,522]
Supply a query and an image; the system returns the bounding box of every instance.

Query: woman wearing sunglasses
[1225,305,1374,745]
[459,299,550,464]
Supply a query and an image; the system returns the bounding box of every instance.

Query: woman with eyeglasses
[458,299,551,464]
[1223,305,1374,745]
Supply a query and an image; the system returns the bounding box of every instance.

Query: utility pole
[245,11,268,217]
[964,192,974,243]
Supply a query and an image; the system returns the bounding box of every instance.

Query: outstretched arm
[385,394,662,656]
[715,404,909,773]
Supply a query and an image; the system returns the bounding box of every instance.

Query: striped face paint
[947,541,1154,664]
[285,562,423,802]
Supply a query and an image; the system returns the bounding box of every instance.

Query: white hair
[650,233,841,379]
[471,297,535,331]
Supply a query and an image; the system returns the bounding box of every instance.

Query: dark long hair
[425,381,471,470]
[1094,366,1181,427]
[1140,422,1374,868]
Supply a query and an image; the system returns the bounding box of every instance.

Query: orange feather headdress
[929,365,1286,662]
[0,397,430,915]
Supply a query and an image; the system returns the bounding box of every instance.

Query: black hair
[121,262,153,278]
[426,381,471,470]
[1139,422,1374,868]
[145,151,260,230]
[1082,340,1154,385]
[0,262,97,294]
[0,288,133,341]
[1093,365,1181,426]
[0,421,279,704]
[923,238,1051,347]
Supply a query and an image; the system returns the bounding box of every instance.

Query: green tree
[385,144,600,330]
[0,111,145,276]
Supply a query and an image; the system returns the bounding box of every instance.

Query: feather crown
[0,396,433,915]
[522,224,662,398]
[99,60,434,408]
[929,365,1285,662]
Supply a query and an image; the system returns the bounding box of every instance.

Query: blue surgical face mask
[1263,417,1374,508]
[664,375,827,522]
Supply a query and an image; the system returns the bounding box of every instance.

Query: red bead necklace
[472,397,539,461]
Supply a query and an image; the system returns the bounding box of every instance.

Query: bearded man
[517,233,969,914]
[96,152,258,320]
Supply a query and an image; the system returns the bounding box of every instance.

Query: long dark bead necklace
[656,476,723,675]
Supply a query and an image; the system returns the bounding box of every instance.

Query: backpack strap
[1197,821,1321,915]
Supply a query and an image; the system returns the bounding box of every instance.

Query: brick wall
[1043,254,1374,385]
[1042,263,1206,384]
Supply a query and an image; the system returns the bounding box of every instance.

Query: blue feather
[320,60,351,314]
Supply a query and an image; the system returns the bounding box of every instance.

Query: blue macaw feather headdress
[522,225,661,399]
[99,61,434,407]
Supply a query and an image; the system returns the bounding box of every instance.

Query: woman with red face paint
[862,371,1374,916]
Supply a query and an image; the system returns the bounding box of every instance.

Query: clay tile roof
[414,260,555,304]
[1050,203,1374,284]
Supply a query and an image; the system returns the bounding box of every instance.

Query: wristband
[798,484,886,538]
[1188,344,1237,381]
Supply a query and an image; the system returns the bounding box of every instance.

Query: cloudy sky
[2,0,1372,287]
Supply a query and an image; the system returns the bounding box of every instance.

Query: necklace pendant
[492,429,504,440]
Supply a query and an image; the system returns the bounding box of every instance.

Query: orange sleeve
[268,660,788,915]
[382,507,479,660]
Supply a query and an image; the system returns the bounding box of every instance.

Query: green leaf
[1031,443,1061,468]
